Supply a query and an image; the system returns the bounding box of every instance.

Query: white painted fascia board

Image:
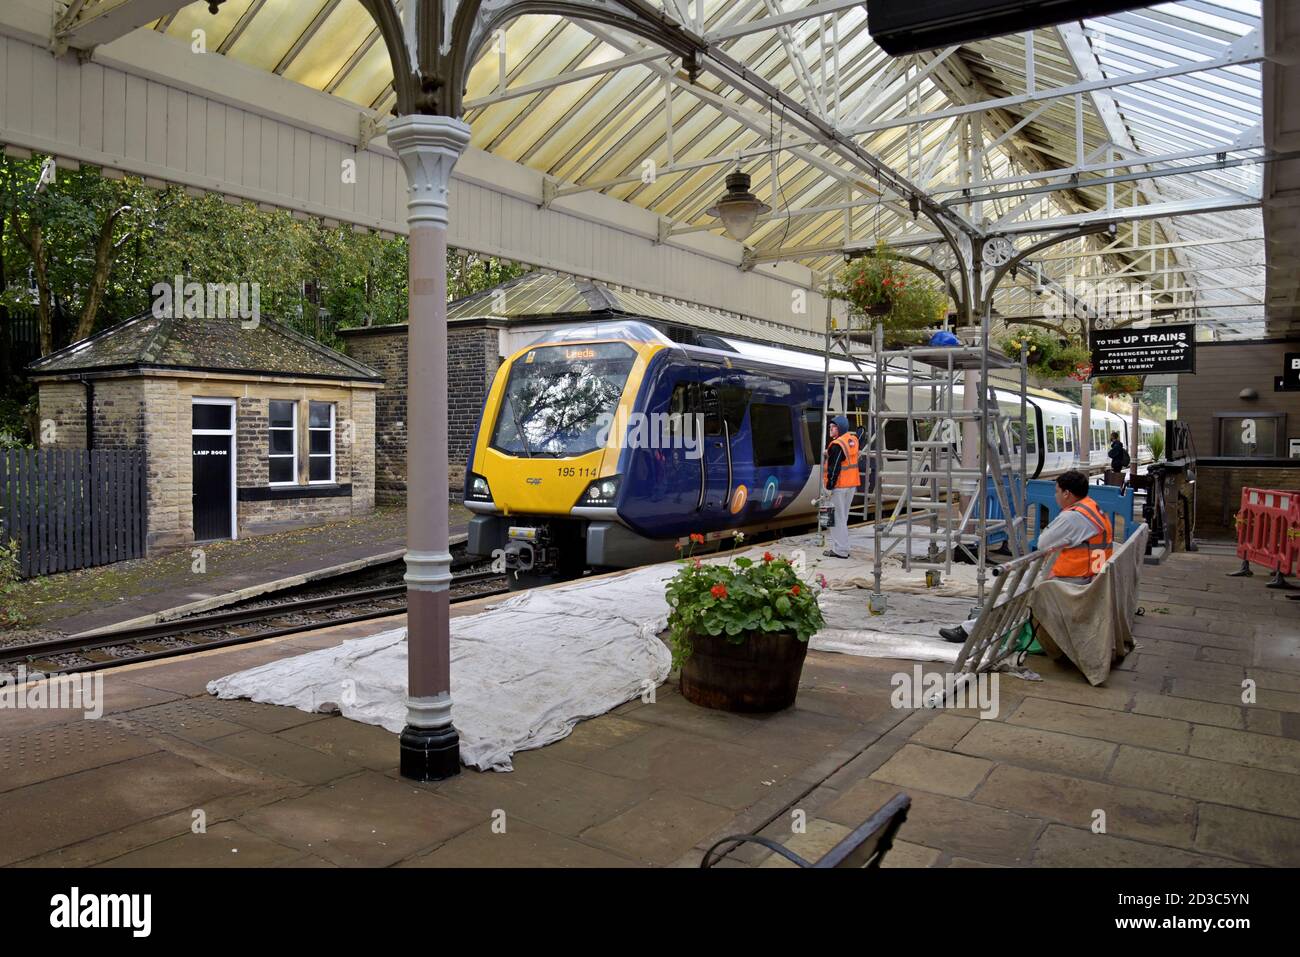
[0,5,824,296]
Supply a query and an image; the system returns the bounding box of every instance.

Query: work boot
[823,549,849,558]
[939,625,967,644]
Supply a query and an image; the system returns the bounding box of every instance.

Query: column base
[399,723,461,781]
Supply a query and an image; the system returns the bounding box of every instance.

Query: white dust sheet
[208,524,981,770]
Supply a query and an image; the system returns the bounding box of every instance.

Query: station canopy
[56,1,1291,339]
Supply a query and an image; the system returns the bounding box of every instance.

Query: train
[463,319,1157,581]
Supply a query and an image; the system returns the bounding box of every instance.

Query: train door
[697,376,730,514]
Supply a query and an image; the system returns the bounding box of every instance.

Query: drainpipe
[80,375,94,450]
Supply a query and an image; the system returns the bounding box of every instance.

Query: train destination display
[1089,323,1196,377]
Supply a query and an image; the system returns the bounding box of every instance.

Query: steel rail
[0,570,508,673]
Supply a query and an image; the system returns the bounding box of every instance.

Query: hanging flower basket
[831,241,949,347]
[998,327,1090,381]
[1094,375,1144,396]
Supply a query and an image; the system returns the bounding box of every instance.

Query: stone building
[339,271,826,503]
[29,313,382,550]
[341,317,501,503]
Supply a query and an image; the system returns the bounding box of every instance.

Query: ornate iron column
[388,114,471,780]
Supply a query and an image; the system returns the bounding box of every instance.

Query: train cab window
[491,342,636,457]
[751,403,795,467]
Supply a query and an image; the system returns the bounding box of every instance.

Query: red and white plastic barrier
[1233,488,1299,588]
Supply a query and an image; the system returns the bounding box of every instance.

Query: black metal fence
[0,449,147,578]
[1,308,42,377]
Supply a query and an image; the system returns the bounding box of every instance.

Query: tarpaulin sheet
[1028,524,1148,686]
[207,523,999,770]
[208,568,674,771]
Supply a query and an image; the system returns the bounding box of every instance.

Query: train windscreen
[490,342,637,457]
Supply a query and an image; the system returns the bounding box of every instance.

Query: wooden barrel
[679,631,809,713]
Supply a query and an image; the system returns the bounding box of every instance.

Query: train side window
[669,381,690,416]
[751,403,795,466]
[805,409,824,456]
[883,419,908,450]
[1008,421,1020,452]
[719,385,750,433]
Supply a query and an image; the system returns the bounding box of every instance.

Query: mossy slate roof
[28,313,382,382]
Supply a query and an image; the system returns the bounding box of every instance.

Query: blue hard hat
[832,415,850,434]
[929,330,961,346]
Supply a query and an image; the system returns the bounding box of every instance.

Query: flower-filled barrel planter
[666,537,827,713]
[679,629,810,713]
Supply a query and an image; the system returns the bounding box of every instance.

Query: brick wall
[342,321,501,501]
[1193,465,1300,540]
[216,385,373,537]
[1176,339,1300,456]
[37,382,87,449]
[343,325,408,504]
[36,374,379,551]
[140,378,182,548]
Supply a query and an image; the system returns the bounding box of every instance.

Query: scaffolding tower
[822,308,1031,614]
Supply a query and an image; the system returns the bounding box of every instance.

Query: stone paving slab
[1,546,1297,869]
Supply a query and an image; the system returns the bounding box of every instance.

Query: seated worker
[938,469,1114,643]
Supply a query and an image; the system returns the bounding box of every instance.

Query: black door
[193,432,233,541]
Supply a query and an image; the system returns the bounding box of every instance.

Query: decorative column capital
[387,113,471,229]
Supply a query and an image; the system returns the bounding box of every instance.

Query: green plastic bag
[1000,619,1042,657]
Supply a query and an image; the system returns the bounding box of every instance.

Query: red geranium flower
[789,585,801,596]
[690,533,705,544]
[711,584,728,599]
[763,551,774,563]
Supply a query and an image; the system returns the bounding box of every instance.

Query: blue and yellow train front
[463,327,674,577]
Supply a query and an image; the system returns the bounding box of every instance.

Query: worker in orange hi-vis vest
[822,415,860,559]
[938,470,1113,644]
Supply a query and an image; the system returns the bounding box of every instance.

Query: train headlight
[467,473,492,502]
[579,475,621,506]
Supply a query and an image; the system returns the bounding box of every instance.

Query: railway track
[0,569,508,679]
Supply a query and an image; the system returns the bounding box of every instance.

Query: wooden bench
[700,793,911,868]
